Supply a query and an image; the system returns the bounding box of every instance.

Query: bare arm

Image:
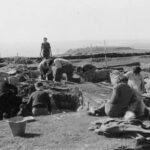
[128,92,138,112]
[40,50,43,57]
[141,75,146,93]
[26,96,33,112]
[39,63,45,77]
[109,85,120,104]
[48,43,52,57]
[49,44,52,57]
[40,44,43,57]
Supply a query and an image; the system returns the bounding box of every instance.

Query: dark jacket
[27,90,51,112]
[105,83,135,117]
[0,81,21,120]
[41,42,51,59]
[0,81,18,96]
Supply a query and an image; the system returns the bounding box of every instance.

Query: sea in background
[0,39,150,57]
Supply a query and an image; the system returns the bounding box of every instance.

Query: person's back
[30,90,50,108]
[105,77,134,117]
[82,64,96,73]
[54,58,71,68]
[27,82,51,116]
[54,58,74,82]
[84,69,110,83]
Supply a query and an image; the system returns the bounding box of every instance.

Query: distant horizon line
[1,39,150,57]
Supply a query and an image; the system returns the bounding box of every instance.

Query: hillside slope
[63,46,135,56]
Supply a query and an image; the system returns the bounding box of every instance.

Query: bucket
[7,116,26,137]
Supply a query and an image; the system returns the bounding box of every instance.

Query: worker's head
[118,75,128,84]
[76,66,83,74]
[43,37,47,42]
[133,66,142,75]
[47,58,54,67]
[34,82,44,90]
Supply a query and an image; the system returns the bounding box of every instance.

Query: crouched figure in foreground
[0,80,22,120]
[88,75,149,119]
[26,82,51,116]
[105,76,136,117]
[105,75,150,118]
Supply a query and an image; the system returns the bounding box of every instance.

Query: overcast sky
[0,0,150,56]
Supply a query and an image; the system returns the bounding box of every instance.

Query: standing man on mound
[40,37,52,59]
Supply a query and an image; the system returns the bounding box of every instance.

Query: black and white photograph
[1,0,150,149]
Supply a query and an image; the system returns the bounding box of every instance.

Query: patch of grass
[0,83,137,150]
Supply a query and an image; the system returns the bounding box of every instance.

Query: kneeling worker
[38,59,53,80]
[26,82,51,116]
[53,58,74,82]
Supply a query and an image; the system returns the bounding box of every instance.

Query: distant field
[63,46,150,56]
[70,55,150,68]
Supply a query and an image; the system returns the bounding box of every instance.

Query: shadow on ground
[21,133,41,138]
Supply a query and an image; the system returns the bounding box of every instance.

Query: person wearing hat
[26,82,51,116]
[40,37,52,59]
[38,59,53,80]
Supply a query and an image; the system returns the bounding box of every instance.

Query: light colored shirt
[125,71,144,94]
[38,59,52,73]
[54,58,71,68]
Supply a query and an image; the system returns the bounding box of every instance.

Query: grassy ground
[0,113,136,150]
[1,56,150,150]
[70,55,150,68]
[0,82,137,150]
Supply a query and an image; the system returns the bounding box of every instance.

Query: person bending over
[26,82,51,116]
[38,59,53,80]
[53,58,74,82]
[0,80,21,120]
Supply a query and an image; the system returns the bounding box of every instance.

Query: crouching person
[105,76,136,117]
[26,82,51,116]
[53,58,74,82]
[0,80,22,120]
[38,59,53,80]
